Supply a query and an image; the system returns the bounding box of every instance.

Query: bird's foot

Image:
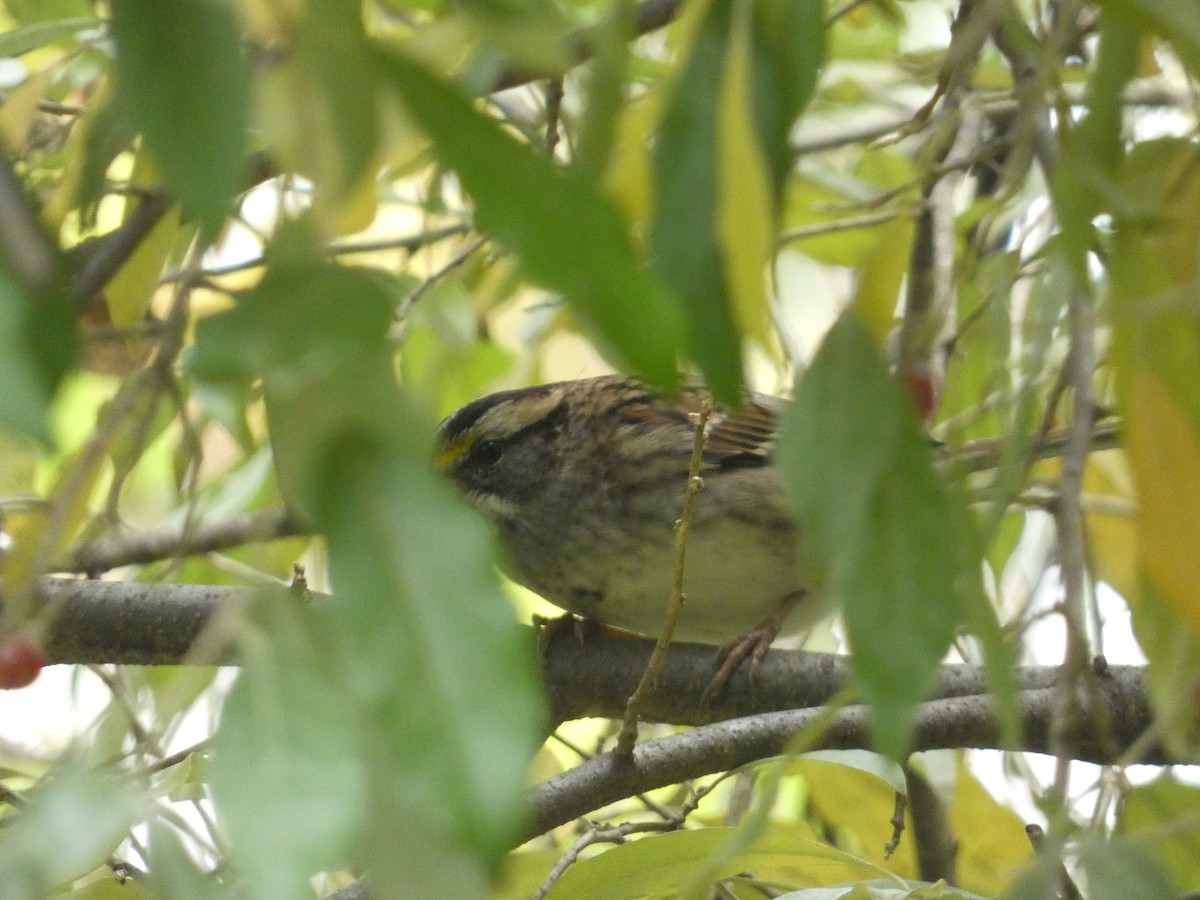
[702,591,804,704]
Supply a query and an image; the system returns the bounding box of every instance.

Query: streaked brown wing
[702,393,780,468]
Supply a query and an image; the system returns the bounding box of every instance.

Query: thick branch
[523,678,1157,843]
[37,577,1161,844]
[40,579,1148,735]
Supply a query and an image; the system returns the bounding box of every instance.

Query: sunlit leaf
[797,756,919,878]
[948,763,1032,895]
[0,67,55,153]
[548,825,890,900]
[1126,375,1200,633]
[853,216,914,344]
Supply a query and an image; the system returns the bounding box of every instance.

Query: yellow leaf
[851,214,914,345]
[107,148,181,327]
[797,758,919,878]
[1127,374,1200,635]
[320,165,378,237]
[949,761,1033,894]
[604,91,661,239]
[0,67,54,154]
[715,0,773,350]
[1082,449,1138,603]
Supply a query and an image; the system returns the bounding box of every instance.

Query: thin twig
[616,399,711,755]
[157,224,470,284]
[531,818,683,900]
[57,508,304,575]
[1049,285,1096,806]
[778,208,917,245]
[396,236,489,320]
[951,419,1120,472]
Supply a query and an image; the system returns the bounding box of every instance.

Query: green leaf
[777,315,962,759]
[318,447,541,883]
[716,0,774,350]
[299,3,380,197]
[193,237,543,883]
[749,0,824,192]
[375,49,683,390]
[209,591,367,899]
[649,0,741,400]
[0,15,100,57]
[1075,834,1178,900]
[548,826,889,900]
[799,750,907,794]
[108,0,249,237]
[1096,0,1200,73]
[1119,775,1200,893]
[0,767,140,900]
[574,0,633,179]
[144,821,231,900]
[0,205,77,444]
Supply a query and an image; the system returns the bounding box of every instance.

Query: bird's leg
[703,590,804,703]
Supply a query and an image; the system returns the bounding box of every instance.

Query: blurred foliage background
[0,0,1199,897]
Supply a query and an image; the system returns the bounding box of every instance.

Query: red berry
[0,638,46,689]
[900,363,941,423]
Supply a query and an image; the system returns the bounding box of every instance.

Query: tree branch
[57,509,305,575]
[68,189,173,311]
[522,677,1157,844]
[39,579,1151,744]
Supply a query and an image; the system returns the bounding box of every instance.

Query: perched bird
[436,375,824,683]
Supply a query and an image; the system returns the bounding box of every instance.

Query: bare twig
[951,419,1120,472]
[397,236,489,320]
[1049,285,1097,806]
[57,509,305,575]
[616,400,711,754]
[531,818,683,900]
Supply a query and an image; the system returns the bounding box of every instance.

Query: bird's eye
[473,440,503,468]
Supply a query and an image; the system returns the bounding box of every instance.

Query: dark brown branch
[57,509,306,575]
[905,765,959,884]
[952,420,1121,472]
[68,189,173,311]
[40,578,1150,741]
[35,576,1161,852]
[522,678,1158,843]
[41,578,245,665]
